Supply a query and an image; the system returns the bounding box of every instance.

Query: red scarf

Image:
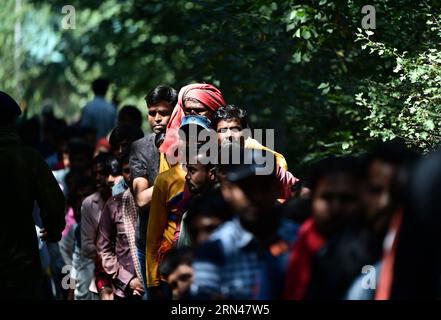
[283,218,326,300]
[375,208,403,300]
[159,83,226,158]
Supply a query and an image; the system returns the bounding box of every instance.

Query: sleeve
[34,150,66,242]
[146,180,168,287]
[80,199,97,259]
[129,140,147,179]
[96,201,134,292]
[276,165,299,200]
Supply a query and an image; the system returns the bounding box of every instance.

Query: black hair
[92,78,110,96]
[104,155,121,176]
[309,156,363,192]
[291,177,312,194]
[0,91,21,126]
[109,124,144,148]
[282,197,312,224]
[67,138,94,159]
[145,85,178,108]
[118,105,143,128]
[216,145,277,182]
[367,138,420,166]
[212,104,248,130]
[92,152,112,167]
[186,188,232,234]
[159,246,194,277]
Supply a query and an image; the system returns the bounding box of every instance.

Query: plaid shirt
[190,216,298,300]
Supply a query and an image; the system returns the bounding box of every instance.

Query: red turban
[159,83,226,156]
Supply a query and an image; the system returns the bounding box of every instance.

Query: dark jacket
[0,127,65,295]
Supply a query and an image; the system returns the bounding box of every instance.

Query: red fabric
[276,164,299,200]
[95,137,111,152]
[375,208,403,300]
[95,256,111,291]
[52,159,65,170]
[283,218,326,300]
[159,83,226,157]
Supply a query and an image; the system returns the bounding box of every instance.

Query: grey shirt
[129,133,160,251]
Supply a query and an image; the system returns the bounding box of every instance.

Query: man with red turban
[159,83,226,158]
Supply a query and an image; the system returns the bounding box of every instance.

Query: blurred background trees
[0,0,440,172]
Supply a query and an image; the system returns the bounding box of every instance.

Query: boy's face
[122,162,131,186]
[147,102,173,134]
[114,140,130,158]
[216,119,243,146]
[167,264,194,300]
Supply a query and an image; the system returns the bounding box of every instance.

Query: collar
[231,217,255,249]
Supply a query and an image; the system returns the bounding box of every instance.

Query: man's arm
[34,150,66,242]
[80,199,98,259]
[133,177,154,207]
[129,140,154,207]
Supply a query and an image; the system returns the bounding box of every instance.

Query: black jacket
[0,127,65,293]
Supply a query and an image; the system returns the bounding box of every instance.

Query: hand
[129,277,145,296]
[99,287,114,300]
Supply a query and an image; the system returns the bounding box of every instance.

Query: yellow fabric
[244,137,288,171]
[159,152,172,173]
[146,164,186,287]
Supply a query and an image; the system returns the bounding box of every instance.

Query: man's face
[93,163,118,192]
[184,99,214,120]
[122,162,131,187]
[189,215,223,247]
[185,162,212,194]
[148,102,173,134]
[363,159,396,230]
[167,264,193,300]
[94,163,107,191]
[220,175,278,226]
[312,173,360,237]
[216,119,243,146]
[106,173,119,188]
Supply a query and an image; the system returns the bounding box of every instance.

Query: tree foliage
[1,0,440,171]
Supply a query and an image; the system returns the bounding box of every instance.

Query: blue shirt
[190,216,299,299]
[80,96,116,139]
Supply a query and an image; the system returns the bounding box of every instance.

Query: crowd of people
[1,78,441,300]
